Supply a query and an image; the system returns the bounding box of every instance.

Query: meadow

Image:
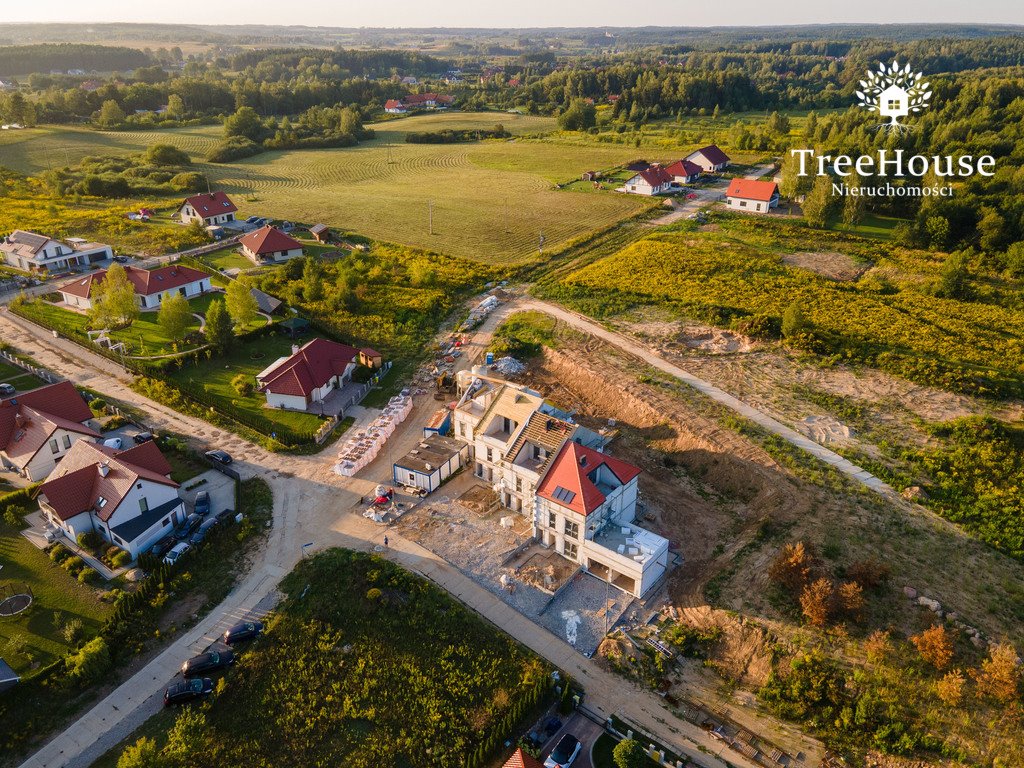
[0,113,654,264]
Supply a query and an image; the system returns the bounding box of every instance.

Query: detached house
[382,93,454,113]
[58,264,212,310]
[177,191,238,226]
[37,440,185,558]
[684,144,730,172]
[257,338,377,411]
[623,164,675,196]
[239,225,304,265]
[0,230,113,273]
[725,178,780,214]
[665,158,702,184]
[0,381,100,481]
[450,373,670,597]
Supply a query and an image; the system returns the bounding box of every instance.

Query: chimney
[14,412,24,428]
[291,345,300,355]
[98,463,110,478]
[579,455,587,467]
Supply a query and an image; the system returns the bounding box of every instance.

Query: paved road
[5,301,811,768]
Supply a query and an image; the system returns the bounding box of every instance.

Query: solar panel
[552,486,576,503]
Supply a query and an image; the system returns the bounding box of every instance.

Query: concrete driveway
[180,469,237,515]
[540,711,606,768]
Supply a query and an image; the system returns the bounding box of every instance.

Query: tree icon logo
[856,61,931,131]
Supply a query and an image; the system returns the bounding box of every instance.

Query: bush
[66,637,112,685]
[144,143,191,166]
[170,171,206,192]
[88,397,107,415]
[78,567,98,585]
[77,531,103,551]
[62,555,84,575]
[613,738,648,768]
[231,373,254,396]
[111,550,132,568]
[49,543,71,563]
[206,136,263,163]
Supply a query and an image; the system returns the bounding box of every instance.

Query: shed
[423,408,452,438]
[309,224,331,243]
[279,317,310,338]
[0,658,19,693]
[392,435,468,493]
[358,347,383,369]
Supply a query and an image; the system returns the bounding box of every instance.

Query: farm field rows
[0,113,653,263]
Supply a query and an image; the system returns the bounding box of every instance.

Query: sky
[1,0,1022,28]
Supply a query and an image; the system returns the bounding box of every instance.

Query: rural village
[0,19,1022,768]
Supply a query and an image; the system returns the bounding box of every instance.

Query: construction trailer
[392,435,469,493]
[423,408,452,438]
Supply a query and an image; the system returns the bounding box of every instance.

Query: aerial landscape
[0,3,1022,768]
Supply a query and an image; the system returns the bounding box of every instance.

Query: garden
[110,548,553,768]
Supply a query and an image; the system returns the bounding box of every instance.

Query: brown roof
[0,382,98,467]
[180,191,237,218]
[726,178,778,202]
[257,338,360,398]
[504,411,574,469]
[689,144,730,166]
[37,440,177,523]
[59,265,210,299]
[635,165,674,187]
[502,748,544,768]
[240,225,303,256]
[665,159,702,179]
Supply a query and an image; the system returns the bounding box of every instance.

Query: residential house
[665,159,702,184]
[239,225,304,265]
[0,381,100,481]
[256,337,366,411]
[383,93,454,112]
[36,440,186,558]
[79,80,103,92]
[177,191,238,226]
[502,748,544,768]
[623,164,674,196]
[384,99,408,114]
[450,372,670,597]
[0,230,113,273]
[684,144,730,172]
[58,264,212,310]
[725,178,780,214]
[0,79,17,91]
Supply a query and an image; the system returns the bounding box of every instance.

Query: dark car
[149,535,176,558]
[194,491,211,516]
[215,507,236,524]
[174,513,203,540]
[181,649,234,676]
[544,734,581,768]
[205,449,233,465]
[223,620,264,645]
[163,677,213,706]
[112,255,130,263]
[0,383,15,396]
[190,517,218,546]
[132,431,154,444]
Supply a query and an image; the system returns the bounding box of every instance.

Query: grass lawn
[198,246,255,272]
[0,361,44,392]
[839,213,908,239]
[165,332,325,436]
[591,733,660,768]
[0,520,113,675]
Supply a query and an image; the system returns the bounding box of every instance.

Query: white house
[0,381,101,481]
[256,337,363,411]
[58,264,212,310]
[36,440,186,558]
[684,144,731,173]
[239,225,304,265]
[392,434,470,493]
[725,178,780,214]
[0,230,113,273]
[177,191,237,226]
[384,99,408,114]
[623,165,675,196]
[664,159,702,184]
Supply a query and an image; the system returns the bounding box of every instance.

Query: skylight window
[552,486,576,504]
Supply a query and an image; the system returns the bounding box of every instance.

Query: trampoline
[0,582,33,617]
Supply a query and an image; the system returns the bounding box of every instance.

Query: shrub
[206,136,263,163]
[66,637,112,685]
[231,373,253,396]
[49,543,71,563]
[62,555,84,575]
[613,738,648,768]
[77,531,103,551]
[170,171,206,192]
[111,550,132,568]
[88,397,107,415]
[78,567,98,585]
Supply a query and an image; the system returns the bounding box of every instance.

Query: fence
[0,348,59,385]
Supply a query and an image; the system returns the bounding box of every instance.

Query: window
[548,511,557,529]
[139,498,148,513]
[755,204,762,211]
[564,521,579,540]
[50,438,60,454]
[63,434,71,449]
[136,483,142,490]
[564,542,578,559]
[739,200,747,208]
[408,471,416,482]
[515,477,522,492]
[162,518,170,526]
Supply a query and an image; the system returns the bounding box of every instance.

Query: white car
[102,437,124,450]
[163,542,191,566]
[544,734,581,768]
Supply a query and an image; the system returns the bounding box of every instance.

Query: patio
[20,511,123,581]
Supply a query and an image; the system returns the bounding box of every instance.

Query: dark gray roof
[0,657,19,687]
[309,224,329,235]
[394,435,466,475]
[250,288,283,314]
[110,497,183,544]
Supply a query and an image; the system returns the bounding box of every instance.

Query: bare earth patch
[783,251,869,281]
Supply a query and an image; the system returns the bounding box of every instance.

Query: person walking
[383,535,389,548]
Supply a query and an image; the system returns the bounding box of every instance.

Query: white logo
[856,61,931,131]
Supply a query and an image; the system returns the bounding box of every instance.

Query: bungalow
[384,99,408,114]
[256,337,364,411]
[0,230,113,273]
[384,93,454,112]
[239,225,304,265]
[177,191,238,226]
[36,440,186,558]
[623,164,674,196]
[0,381,100,481]
[725,178,780,214]
[58,264,212,310]
[665,158,702,184]
[685,144,731,173]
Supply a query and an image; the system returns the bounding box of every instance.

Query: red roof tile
[634,165,673,188]
[240,225,303,256]
[502,748,545,768]
[536,442,641,516]
[257,338,360,398]
[181,191,237,218]
[60,265,210,299]
[664,159,702,179]
[7,381,93,424]
[726,178,779,202]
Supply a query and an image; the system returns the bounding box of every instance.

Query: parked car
[174,513,203,540]
[163,677,213,706]
[112,255,130,263]
[215,507,236,524]
[544,734,581,768]
[223,620,264,645]
[0,383,15,396]
[102,437,123,450]
[163,541,191,566]
[190,517,218,546]
[245,215,262,224]
[133,431,154,444]
[193,490,211,516]
[149,535,176,558]
[205,449,233,465]
[181,649,234,676]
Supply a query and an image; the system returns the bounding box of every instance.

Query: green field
[0,361,45,392]
[0,114,653,263]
